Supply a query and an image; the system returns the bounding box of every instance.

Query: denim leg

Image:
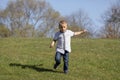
[63,51,69,72]
[54,52,61,68]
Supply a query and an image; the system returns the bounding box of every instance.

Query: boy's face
[59,23,67,32]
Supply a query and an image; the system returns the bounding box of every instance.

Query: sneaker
[53,64,57,69]
[64,70,68,74]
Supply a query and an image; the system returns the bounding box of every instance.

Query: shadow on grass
[9,63,63,73]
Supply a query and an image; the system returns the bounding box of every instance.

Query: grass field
[0,38,120,80]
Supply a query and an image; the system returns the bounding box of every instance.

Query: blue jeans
[54,51,69,72]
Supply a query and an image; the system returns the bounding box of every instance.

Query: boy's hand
[83,29,87,33]
[50,45,54,48]
[49,41,55,48]
[74,29,87,36]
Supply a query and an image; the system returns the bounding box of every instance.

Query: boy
[50,20,87,74]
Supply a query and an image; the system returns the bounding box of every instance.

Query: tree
[65,9,93,38]
[0,23,10,37]
[101,0,120,38]
[0,0,61,37]
[36,8,61,37]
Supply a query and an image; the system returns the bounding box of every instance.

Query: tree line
[0,0,120,38]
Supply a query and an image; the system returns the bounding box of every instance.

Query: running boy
[50,20,87,74]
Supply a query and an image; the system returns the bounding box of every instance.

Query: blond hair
[59,20,67,27]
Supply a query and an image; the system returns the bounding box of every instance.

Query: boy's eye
[60,27,64,29]
[59,25,66,29]
[62,26,65,28]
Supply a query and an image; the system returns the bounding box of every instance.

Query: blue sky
[0,0,115,27]
[45,0,114,26]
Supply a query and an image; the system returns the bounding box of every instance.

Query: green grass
[0,38,120,80]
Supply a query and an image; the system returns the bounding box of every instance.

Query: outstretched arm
[74,29,87,36]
